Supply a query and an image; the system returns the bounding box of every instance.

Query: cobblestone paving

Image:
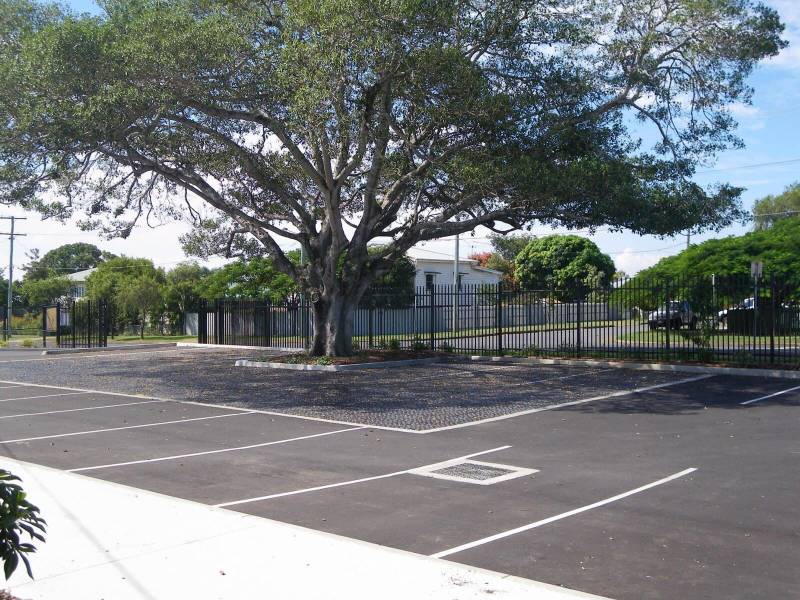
[0,348,686,430]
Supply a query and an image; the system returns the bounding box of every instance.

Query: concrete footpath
[3,458,607,600]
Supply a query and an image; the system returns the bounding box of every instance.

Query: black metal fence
[42,299,110,348]
[197,298,311,348]
[198,274,800,366]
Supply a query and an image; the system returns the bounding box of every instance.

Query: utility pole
[0,216,27,340]
[685,229,691,249]
[452,233,459,333]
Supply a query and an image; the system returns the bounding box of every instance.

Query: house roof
[407,247,478,264]
[65,268,96,282]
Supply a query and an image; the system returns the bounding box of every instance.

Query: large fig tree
[0,0,785,355]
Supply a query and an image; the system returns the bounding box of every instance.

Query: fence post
[496,283,503,356]
[41,306,47,348]
[214,300,221,345]
[103,300,110,347]
[303,296,311,350]
[770,274,776,364]
[368,299,374,349]
[576,296,582,358]
[55,302,61,348]
[664,283,671,353]
[429,286,435,350]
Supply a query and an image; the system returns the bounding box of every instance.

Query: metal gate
[42,299,110,348]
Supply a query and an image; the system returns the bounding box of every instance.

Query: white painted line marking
[417,374,715,433]
[741,384,800,405]
[69,426,365,472]
[215,445,512,508]
[0,412,252,444]
[431,467,698,559]
[0,385,25,389]
[0,348,190,364]
[0,400,166,420]
[0,378,418,433]
[0,391,88,403]
[0,374,713,435]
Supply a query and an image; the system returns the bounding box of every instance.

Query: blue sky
[8,0,800,275]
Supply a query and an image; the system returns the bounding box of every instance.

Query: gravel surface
[0,348,684,430]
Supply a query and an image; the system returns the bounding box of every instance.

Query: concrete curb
[236,357,444,372]
[41,343,178,355]
[456,355,800,380]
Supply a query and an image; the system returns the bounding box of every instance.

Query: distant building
[407,248,502,289]
[65,268,96,299]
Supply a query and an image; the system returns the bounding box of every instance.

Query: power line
[696,157,800,174]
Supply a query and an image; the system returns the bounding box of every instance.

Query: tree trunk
[309,291,356,356]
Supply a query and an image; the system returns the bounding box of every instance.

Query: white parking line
[0,412,252,444]
[0,348,188,364]
[69,426,365,472]
[0,399,166,420]
[215,445,512,508]
[431,467,698,559]
[741,384,800,405]
[417,374,714,433]
[0,391,88,403]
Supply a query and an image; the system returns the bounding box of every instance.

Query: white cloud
[613,248,672,275]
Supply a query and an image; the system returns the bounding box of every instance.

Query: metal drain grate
[431,462,515,481]
[410,459,538,485]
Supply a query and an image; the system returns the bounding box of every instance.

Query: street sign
[751,261,763,279]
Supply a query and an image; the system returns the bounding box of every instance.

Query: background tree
[197,256,297,302]
[116,276,164,338]
[364,246,415,308]
[163,262,210,334]
[86,257,166,333]
[0,0,785,355]
[515,235,616,300]
[489,233,537,262]
[469,251,515,286]
[23,243,112,281]
[19,276,70,307]
[752,183,800,230]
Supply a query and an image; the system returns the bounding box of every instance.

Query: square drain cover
[410,459,537,485]
[432,462,515,481]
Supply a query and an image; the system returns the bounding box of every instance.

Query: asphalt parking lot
[0,347,798,599]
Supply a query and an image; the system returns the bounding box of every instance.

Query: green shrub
[20,339,34,348]
[0,470,46,579]
[388,338,400,351]
[411,341,428,352]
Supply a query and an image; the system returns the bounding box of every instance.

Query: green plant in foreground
[20,340,34,348]
[0,470,46,579]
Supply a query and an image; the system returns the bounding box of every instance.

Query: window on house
[425,273,436,289]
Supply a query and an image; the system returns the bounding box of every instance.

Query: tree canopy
[752,182,800,231]
[0,0,786,354]
[23,243,112,281]
[515,234,615,299]
[627,217,800,287]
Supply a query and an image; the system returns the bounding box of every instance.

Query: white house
[407,248,502,290]
[65,267,96,299]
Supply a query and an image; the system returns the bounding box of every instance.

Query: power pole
[685,229,691,249]
[0,216,27,340]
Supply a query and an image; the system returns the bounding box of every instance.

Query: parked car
[647,300,697,330]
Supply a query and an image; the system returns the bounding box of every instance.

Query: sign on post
[751,261,763,280]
